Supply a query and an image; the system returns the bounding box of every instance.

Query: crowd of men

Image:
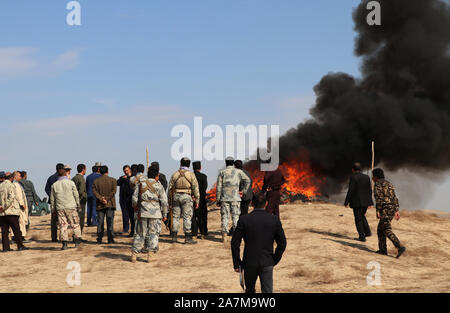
[0,157,407,292]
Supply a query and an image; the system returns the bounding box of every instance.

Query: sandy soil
[0,203,449,293]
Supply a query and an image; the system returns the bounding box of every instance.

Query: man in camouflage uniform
[216,157,250,243]
[131,167,168,263]
[168,157,200,244]
[50,168,83,250]
[372,168,406,258]
[0,172,29,251]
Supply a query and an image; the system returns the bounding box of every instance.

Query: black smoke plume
[269,0,450,195]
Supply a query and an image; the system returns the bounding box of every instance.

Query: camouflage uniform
[57,209,81,242]
[168,168,200,235]
[131,176,168,254]
[216,166,250,234]
[374,179,402,252]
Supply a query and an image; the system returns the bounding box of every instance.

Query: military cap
[225,156,234,162]
[181,157,190,162]
[150,162,160,170]
[64,164,72,170]
[95,162,102,167]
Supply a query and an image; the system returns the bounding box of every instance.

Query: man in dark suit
[191,161,208,239]
[344,162,374,242]
[231,191,287,293]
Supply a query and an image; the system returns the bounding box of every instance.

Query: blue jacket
[45,172,59,198]
[86,172,101,198]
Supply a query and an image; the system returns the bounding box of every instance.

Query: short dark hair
[352,162,362,171]
[20,171,27,178]
[225,159,234,166]
[56,163,65,171]
[372,168,385,179]
[100,166,108,175]
[180,158,190,168]
[151,162,160,171]
[234,160,243,169]
[77,164,86,173]
[148,167,159,179]
[192,161,201,171]
[123,165,131,171]
[251,191,266,209]
[137,164,145,173]
[131,164,138,174]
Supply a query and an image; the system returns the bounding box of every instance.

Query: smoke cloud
[276,0,450,195]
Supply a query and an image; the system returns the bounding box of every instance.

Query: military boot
[74,238,82,248]
[171,232,178,244]
[131,252,137,263]
[396,246,406,259]
[61,241,68,250]
[185,233,197,245]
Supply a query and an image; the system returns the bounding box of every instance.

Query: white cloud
[14,105,189,136]
[0,47,39,78]
[0,47,83,79]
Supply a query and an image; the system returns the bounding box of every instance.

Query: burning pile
[206,159,325,204]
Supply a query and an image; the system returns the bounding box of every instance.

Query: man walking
[131,167,168,263]
[168,157,200,244]
[216,157,250,242]
[72,164,87,235]
[344,162,373,242]
[231,192,287,293]
[50,167,83,250]
[372,168,406,258]
[117,165,134,237]
[86,163,101,227]
[0,172,29,252]
[45,163,65,242]
[191,161,208,239]
[93,166,117,244]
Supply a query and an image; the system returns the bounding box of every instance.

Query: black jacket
[117,176,132,202]
[240,169,253,201]
[231,208,287,269]
[344,172,374,208]
[159,173,168,191]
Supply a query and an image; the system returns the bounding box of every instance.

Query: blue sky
[1,0,448,211]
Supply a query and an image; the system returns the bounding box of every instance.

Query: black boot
[185,233,197,245]
[375,250,387,255]
[74,238,82,248]
[171,232,178,244]
[396,246,406,258]
[61,241,68,250]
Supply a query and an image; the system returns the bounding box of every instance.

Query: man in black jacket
[344,162,374,242]
[117,165,134,237]
[231,191,287,293]
[192,161,208,239]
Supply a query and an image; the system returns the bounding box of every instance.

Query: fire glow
[206,160,324,204]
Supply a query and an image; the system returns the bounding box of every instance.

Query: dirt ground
[0,203,449,293]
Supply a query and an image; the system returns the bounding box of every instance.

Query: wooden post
[371,141,375,171]
[146,147,149,173]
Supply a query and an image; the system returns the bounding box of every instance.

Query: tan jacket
[0,180,21,216]
[93,175,117,210]
[169,169,200,202]
[50,177,80,212]
[13,181,28,211]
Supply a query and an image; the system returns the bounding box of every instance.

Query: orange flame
[206,159,324,203]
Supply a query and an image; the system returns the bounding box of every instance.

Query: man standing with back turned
[93,166,117,244]
[231,192,287,293]
[344,162,373,242]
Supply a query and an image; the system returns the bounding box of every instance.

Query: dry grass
[0,203,449,293]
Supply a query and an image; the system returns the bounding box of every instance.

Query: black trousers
[120,199,134,234]
[244,266,274,293]
[353,207,371,238]
[192,200,208,236]
[78,201,86,233]
[97,208,115,242]
[240,200,251,216]
[51,212,58,241]
[0,215,23,250]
